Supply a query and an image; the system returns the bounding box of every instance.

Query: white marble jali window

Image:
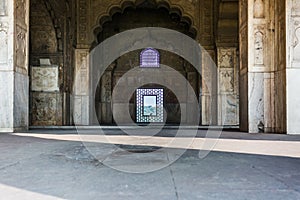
[140,48,160,68]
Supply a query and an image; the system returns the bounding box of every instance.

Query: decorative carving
[32,93,57,124]
[293,19,300,49]
[218,49,234,68]
[224,95,238,125]
[16,27,27,69]
[92,0,199,44]
[31,66,59,92]
[254,0,265,18]
[31,29,57,53]
[0,0,7,16]
[75,50,89,95]
[220,70,234,93]
[101,72,112,102]
[0,22,8,64]
[78,0,88,42]
[254,31,264,65]
[16,0,27,25]
[30,0,58,53]
[293,26,300,62]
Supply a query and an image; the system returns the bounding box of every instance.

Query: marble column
[73,49,90,125]
[201,50,217,125]
[217,48,239,125]
[0,0,29,132]
[239,0,283,133]
[286,0,300,134]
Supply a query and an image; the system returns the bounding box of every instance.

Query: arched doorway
[92,2,200,125]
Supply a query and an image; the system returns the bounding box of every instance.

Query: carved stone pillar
[217,48,239,125]
[239,0,286,133]
[0,0,30,132]
[73,49,90,125]
[201,50,217,125]
[99,70,113,124]
[286,0,300,134]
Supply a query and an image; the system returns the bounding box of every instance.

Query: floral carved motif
[254,30,264,65]
[254,0,265,18]
[0,22,8,64]
[16,27,27,69]
[0,0,7,16]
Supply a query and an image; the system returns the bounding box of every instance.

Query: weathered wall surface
[29,0,74,126]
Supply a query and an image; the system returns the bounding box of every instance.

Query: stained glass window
[136,89,164,123]
[140,48,160,67]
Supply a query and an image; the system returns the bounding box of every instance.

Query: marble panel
[0,0,7,16]
[286,0,300,134]
[73,95,89,125]
[31,92,62,126]
[248,72,264,133]
[0,72,13,132]
[31,66,59,92]
[14,72,29,128]
[16,25,27,70]
[292,0,300,16]
[291,17,300,66]
[0,22,8,64]
[254,0,265,18]
[219,69,234,94]
[218,94,239,125]
[287,69,300,134]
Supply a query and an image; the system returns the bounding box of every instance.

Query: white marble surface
[287,69,300,134]
[0,72,28,132]
[286,0,300,134]
[31,66,59,92]
[13,72,29,129]
[248,72,264,133]
[0,72,14,132]
[73,95,89,126]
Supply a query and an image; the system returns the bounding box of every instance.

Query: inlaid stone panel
[31,92,62,126]
[31,66,59,92]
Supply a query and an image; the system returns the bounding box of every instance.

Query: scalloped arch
[90,0,198,45]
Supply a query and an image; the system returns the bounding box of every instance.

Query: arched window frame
[140,48,160,68]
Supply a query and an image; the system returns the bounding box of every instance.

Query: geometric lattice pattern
[136,89,164,123]
[140,48,160,68]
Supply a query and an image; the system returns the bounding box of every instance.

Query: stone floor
[0,129,300,200]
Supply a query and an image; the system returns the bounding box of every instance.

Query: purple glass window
[140,48,160,67]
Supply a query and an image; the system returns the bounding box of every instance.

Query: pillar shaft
[0,0,30,132]
[73,49,90,125]
[286,0,300,134]
[239,0,285,133]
